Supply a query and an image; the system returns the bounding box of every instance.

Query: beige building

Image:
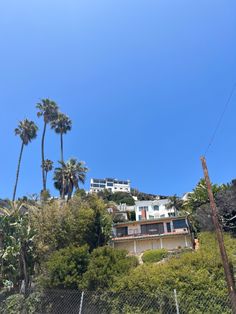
[111,216,193,255]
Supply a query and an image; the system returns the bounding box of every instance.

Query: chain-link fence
[0,288,233,314]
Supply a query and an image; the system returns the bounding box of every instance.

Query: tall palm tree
[42,159,54,187]
[13,119,38,202]
[50,112,72,162]
[53,158,88,200]
[36,99,58,191]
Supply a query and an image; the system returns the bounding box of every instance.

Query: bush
[44,245,90,289]
[82,246,138,290]
[142,249,168,264]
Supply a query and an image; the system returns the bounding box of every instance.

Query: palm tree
[42,159,54,187]
[51,112,72,199]
[53,158,88,200]
[36,99,58,192]
[50,112,72,162]
[13,119,38,202]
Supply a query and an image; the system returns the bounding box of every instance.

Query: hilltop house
[111,216,193,254]
[135,199,176,221]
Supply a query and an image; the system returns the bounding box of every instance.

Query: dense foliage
[142,249,168,264]
[81,246,138,291]
[97,190,135,206]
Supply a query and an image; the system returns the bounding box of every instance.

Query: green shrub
[82,246,139,290]
[44,245,90,289]
[142,249,168,264]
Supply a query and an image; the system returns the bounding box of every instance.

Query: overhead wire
[204,82,236,156]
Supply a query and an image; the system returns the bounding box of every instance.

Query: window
[168,213,175,217]
[166,222,171,233]
[153,205,159,211]
[173,219,187,229]
[141,223,164,235]
[116,227,128,237]
[149,215,154,220]
[139,206,148,211]
[107,183,113,187]
[138,215,142,221]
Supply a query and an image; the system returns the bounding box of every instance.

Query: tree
[42,159,53,187]
[184,179,231,233]
[81,246,138,291]
[50,112,72,163]
[31,194,112,257]
[36,99,58,192]
[43,245,90,289]
[53,158,88,200]
[13,119,38,202]
[0,202,37,292]
[51,112,72,199]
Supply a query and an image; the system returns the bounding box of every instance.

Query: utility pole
[201,156,236,313]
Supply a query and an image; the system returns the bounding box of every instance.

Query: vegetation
[142,249,168,264]
[44,245,90,289]
[13,119,38,201]
[98,190,135,206]
[36,99,59,193]
[184,179,236,235]
[81,246,138,291]
[53,158,88,200]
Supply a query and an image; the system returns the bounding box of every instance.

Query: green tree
[36,99,58,192]
[31,194,112,258]
[53,158,88,200]
[50,112,72,163]
[44,245,90,289]
[42,159,53,187]
[13,119,38,202]
[0,202,37,291]
[82,246,138,291]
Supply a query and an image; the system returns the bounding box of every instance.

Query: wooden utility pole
[201,156,236,313]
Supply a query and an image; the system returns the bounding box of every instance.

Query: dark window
[173,219,187,229]
[116,227,128,237]
[153,205,159,211]
[166,222,171,233]
[138,215,142,221]
[92,184,100,187]
[141,223,164,235]
[139,206,148,211]
[107,183,113,187]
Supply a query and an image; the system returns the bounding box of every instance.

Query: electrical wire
[204,82,236,156]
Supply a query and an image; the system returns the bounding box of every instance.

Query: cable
[204,82,236,156]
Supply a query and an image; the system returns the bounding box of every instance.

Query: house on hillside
[111,216,194,254]
[90,178,131,193]
[135,199,176,221]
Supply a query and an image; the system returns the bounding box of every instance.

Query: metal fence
[0,288,232,314]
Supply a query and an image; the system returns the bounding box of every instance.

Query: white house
[90,178,131,193]
[135,199,176,221]
[111,216,193,254]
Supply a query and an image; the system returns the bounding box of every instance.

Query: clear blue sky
[0,0,236,199]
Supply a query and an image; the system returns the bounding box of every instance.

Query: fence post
[79,291,84,314]
[174,289,180,314]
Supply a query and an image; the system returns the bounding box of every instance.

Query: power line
[204,82,236,156]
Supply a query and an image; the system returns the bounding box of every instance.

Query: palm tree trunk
[20,246,29,293]
[13,142,24,202]
[42,122,47,191]
[60,132,64,162]
[67,181,73,201]
[60,132,66,199]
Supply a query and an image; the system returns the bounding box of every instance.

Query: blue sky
[0,0,236,199]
